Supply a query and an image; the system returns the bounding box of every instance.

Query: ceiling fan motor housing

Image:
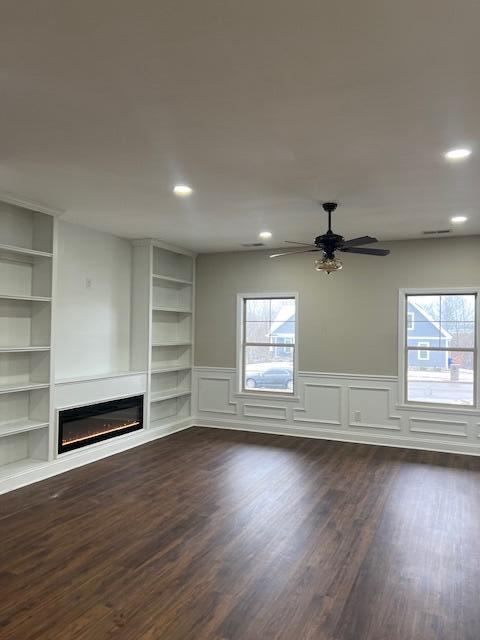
[314,231,344,258]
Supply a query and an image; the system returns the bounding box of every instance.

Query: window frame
[398,288,480,409]
[416,341,430,361]
[236,292,299,398]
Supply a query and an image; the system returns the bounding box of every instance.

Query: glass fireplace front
[58,395,144,453]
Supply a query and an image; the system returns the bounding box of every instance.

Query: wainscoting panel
[193,368,480,456]
[409,417,468,439]
[294,383,342,425]
[243,404,288,420]
[348,386,401,431]
[197,374,237,415]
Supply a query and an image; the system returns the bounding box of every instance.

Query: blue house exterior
[270,312,295,357]
[407,302,451,368]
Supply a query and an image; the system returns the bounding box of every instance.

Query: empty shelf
[151,341,192,347]
[152,274,193,286]
[0,382,50,395]
[0,346,50,353]
[150,416,190,430]
[152,306,192,313]
[150,389,191,402]
[151,365,192,374]
[0,419,49,438]
[0,243,53,261]
[0,294,52,302]
[0,458,48,480]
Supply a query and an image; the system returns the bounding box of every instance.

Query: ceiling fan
[270,202,390,274]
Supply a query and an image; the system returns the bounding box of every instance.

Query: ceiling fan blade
[284,240,317,247]
[269,249,321,258]
[340,246,390,256]
[342,235,378,247]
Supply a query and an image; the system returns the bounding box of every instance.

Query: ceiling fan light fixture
[315,255,343,275]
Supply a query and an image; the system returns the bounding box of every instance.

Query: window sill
[395,403,480,416]
[235,391,300,403]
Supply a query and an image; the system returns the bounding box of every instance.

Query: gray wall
[194,235,480,375]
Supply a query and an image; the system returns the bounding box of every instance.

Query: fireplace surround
[58,395,144,454]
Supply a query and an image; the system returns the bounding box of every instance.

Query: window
[401,291,477,406]
[417,341,430,360]
[238,295,297,394]
[273,335,294,357]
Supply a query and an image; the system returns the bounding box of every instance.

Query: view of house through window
[405,293,476,405]
[242,297,296,393]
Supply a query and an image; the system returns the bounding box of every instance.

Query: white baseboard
[0,418,194,495]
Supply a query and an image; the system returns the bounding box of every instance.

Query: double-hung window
[400,290,478,406]
[238,295,297,394]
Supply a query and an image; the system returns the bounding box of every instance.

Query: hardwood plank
[1,427,480,639]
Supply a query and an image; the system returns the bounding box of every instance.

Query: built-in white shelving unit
[0,206,193,491]
[0,199,56,479]
[131,239,195,431]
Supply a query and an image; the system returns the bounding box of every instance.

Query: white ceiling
[1,1,479,252]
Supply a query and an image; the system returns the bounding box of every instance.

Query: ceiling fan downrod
[322,202,338,233]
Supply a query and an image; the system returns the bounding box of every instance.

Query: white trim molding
[243,404,288,420]
[294,383,342,426]
[347,385,401,431]
[398,287,480,408]
[197,375,238,414]
[193,366,480,456]
[236,292,299,397]
[408,416,468,438]
[0,192,65,216]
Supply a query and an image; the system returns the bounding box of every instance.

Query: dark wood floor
[1,428,480,640]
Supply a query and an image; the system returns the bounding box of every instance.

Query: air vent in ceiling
[241,242,265,247]
[422,229,451,235]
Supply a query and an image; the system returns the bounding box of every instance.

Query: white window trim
[236,292,299,400]
[407,311,415,330]
[398,287,480,409]
[416,341,430,360]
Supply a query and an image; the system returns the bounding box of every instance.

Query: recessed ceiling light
[444,147,472,161]
[259,231,272,240]
[173,184,193,196]
[451,215,468,223]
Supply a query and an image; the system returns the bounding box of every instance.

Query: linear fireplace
[58,395,144,454]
